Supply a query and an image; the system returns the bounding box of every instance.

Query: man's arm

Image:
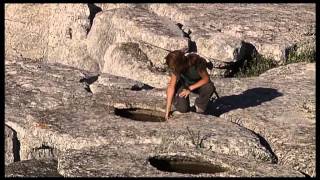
[188,69,209,91]
[179,69,209,98]
[165,73,177,120]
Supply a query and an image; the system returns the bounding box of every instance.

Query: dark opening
[30,144,59,160]
[148,155,228,174]
[87,3,102,34]
[12,130,21,162]
[114,108,165,122]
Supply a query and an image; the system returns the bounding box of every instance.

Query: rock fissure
[79,73,99,93]
[86,3,102,35]
[230,121,278,164]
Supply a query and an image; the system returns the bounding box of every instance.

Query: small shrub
[234,55,277,78]
[233,47,315,78]
[286,47,315,64]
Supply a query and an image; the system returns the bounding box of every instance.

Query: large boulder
[86,7,187,74]
[57,144,303,177]
[102,42,169,88]
[147,4,315,64]
[5,4,99,72]
[5,59,298,177]
[208,62,315,176]
[6,4,315,81]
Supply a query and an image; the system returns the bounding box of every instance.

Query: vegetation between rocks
[234,47,315,78]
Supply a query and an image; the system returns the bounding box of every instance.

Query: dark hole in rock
[130,84,154,91]
[114,108,165,122]
[29,145,59,160]
[148,155,228,174]
[12,133,21,162]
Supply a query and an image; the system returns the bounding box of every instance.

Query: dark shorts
[173,80,215,113]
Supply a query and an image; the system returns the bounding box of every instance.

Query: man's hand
[179,89,191,98]
[165,111,172,121]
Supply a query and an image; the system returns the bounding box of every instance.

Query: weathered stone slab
[89,73,155,94]
[5,4,98,72]
[5,60,92,111]
[5,159,62,177]
[5,4,52,60]
[101,42,170,88]
[5,125,17,165]
[6,4,315,81]
[208,62,315,176]
[5,58,314,177]
[57,144,303,177]
[95,3,136,11]
[86,7,187,74]
[148,4,315,63]
[5,59,276,165]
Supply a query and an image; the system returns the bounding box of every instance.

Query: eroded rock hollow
[5,3,315,177]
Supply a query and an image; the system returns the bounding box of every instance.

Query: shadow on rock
[206,87,283,116]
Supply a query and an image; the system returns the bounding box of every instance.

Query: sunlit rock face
[5,3,315,177]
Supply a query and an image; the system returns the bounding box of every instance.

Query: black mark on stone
[299,170,311,178]
[67,28,72,39]
[12,129,21,162]
[148,155,228,174]
[87,3,102,34]
[80,74,99,93]
[176,23,197,53]
[130,84,154,91]
[114,108,165,122]
[30,145,58,160]
[79,74,99,84]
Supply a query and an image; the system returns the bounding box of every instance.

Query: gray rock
[209,62,315,176]
[57,144,303,177]
[6,4,315,81]
[5,4,98,72]
[5,159,62,177]
[147,4,315,63]
[89,73,154,94]
[5,125,17,165]
[6,59,280,174]
[86,7,187,73]
[102,42,170,88]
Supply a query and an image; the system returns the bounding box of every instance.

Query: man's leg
[173,81,190,113]
[194,81,215,113]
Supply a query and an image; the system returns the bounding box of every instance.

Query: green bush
[234,55,277,78]
[286,47,315,64]
[233,47,315,78]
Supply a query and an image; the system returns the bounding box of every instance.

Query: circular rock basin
[114,108,165,122]
[148,155,228,174]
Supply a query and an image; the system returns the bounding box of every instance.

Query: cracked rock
[147,4,315,63]
[57,144,303,177]
[211,62,315,176]
[5,159,62,177]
